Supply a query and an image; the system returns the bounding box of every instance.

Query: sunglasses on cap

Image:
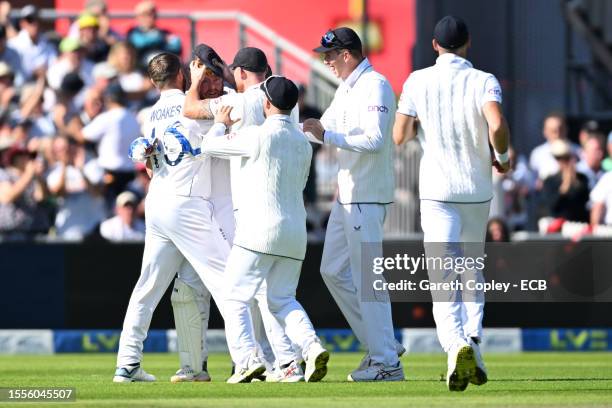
[260,74,282,102]
[203,68,219,77]
[320,29,347,49]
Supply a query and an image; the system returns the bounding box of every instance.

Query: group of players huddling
[113,15,510,392]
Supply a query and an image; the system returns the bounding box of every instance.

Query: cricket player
[199,75,329,383]
[113,52,235,383]
[393,16,511,391]
[184,47,302,381]
[168,44,237,383]
[303,27,404,381]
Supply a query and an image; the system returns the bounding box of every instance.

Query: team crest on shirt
[162,122,186,163]
[158,121,201,166]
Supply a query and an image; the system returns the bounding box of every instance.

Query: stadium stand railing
[21,8,422,237]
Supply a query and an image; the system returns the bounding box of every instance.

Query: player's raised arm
[183,60,214,120]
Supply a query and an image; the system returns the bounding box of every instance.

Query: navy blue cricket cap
[313,27,362,53]
[192,43,224,77]
[434,15,469,50]
[229,47,268,73]
[260,75,298,111]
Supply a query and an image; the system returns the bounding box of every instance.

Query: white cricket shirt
[143,89,213,198]
[590,171,612,225]
[397,53,503,203]
[201,115,311,260]
[320,58,395,204]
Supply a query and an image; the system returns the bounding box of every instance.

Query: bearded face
[197,68,224,99]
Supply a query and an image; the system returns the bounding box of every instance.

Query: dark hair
[585,130,606,149]
[542,111,566,126]
[148,52,182,88]
[486,217,510,242]
[347,48,363,60]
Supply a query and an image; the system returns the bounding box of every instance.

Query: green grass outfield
[1,353,611,407]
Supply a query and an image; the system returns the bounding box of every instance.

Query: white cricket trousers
[117,194,229,366]
[320,201,398,366]
[420,199,490,352]
[223,245,319,369]
[207,198,298,368]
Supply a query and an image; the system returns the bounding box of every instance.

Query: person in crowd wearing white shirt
[47,136,105,240]
[0,61,17,125]
[47,37,94,92]
[107,41,151,104]
[590,171,612,227]
[0,25,24,87]
[7,5,56,82]
[200,75,329,384]
[100,191,145,242]
[303,26,403,382]
[393,16,511,391]
[576,131,606,190]
[71,82,140,207]
[529,112,580,184]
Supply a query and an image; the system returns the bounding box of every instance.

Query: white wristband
[494,150,509,164]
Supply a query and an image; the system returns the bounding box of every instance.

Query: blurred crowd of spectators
[488,112,612,241]
[0,0,174,242]
[0,2,610,243]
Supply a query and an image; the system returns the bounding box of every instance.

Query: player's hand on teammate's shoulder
[303,119,325,141]
[214,105,239,128]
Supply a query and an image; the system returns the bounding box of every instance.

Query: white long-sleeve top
[397,53,503,203]
[201,114,312,260]
[319,58,395,204]
[207,83,299,209]
[135,88,237,200]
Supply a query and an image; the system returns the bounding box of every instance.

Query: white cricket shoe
[446,342,476,392]
[304,342,329,382]
[276,360,305,382]
[355,340,407,371]
[113,365,156,383]
[469,338,488,385]
[227,355,266,384]
[348,361,405,382]
[170,366,211,383]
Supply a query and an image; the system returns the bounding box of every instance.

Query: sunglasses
[24,16,38,24]
[260,75,282,102]
[204,68,218,77]
[320,29,346,49]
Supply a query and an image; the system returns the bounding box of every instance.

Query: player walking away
[199,76,329,384]
[393,16,510,391]
[185,47,303,382]
[303,27,404,382]
[113,52,234,383]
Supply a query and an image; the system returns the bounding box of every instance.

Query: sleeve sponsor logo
[368,105,389,113]
[488,88,502,96]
